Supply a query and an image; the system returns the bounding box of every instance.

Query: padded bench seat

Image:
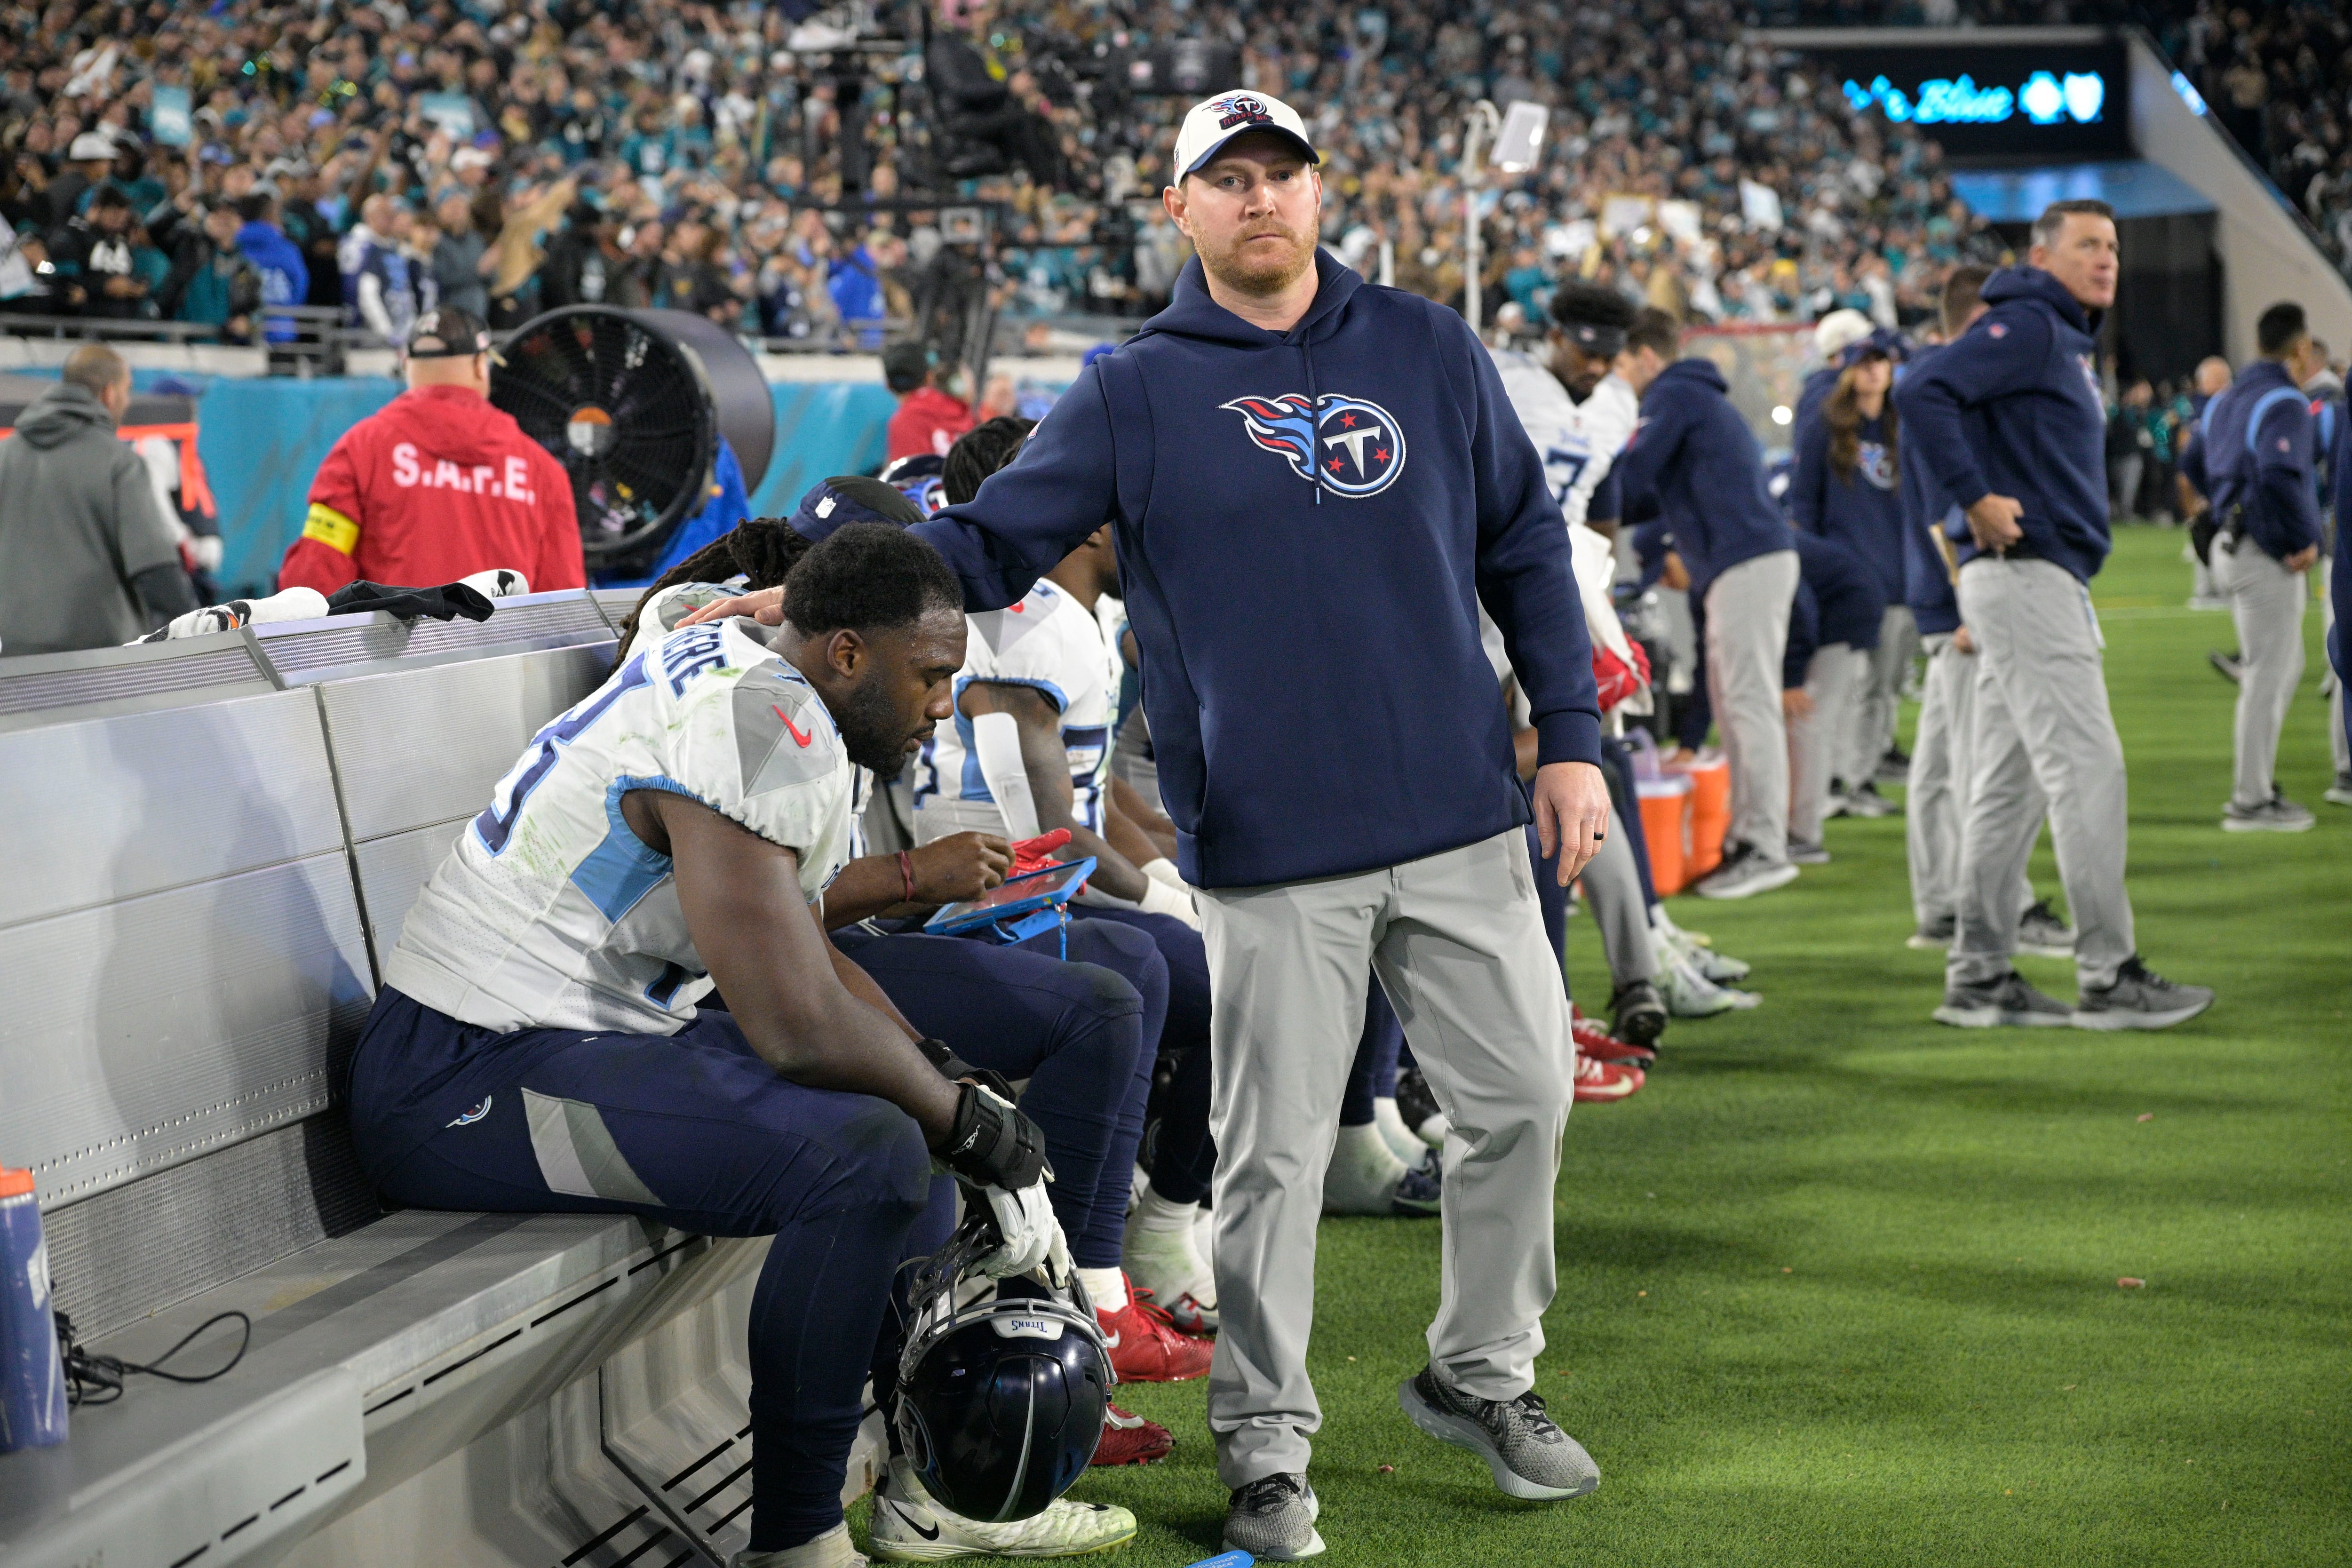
[0,1211,763,1568]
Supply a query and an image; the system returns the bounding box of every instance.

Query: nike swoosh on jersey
[734,665,835,796]
[773,704,815,748]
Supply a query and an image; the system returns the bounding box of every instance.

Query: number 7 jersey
[385,618,858,1035]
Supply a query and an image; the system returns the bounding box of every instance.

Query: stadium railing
[0,593,876,1567]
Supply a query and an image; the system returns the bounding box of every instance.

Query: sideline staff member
[1898,198,2212,1031]
[278,307,583,595]
[2181,301,2326,833]
[689,89,1613,1561]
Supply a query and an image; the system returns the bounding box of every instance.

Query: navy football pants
[832,918,1160,1268]
[348,987,951,1551]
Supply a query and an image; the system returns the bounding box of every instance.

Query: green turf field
[877,526,2352,1568]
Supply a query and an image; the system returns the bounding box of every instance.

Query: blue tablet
[922,858,1098,939]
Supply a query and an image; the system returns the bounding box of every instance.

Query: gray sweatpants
[1906,632,2039,931]
[1197,829,1573,1487]
[1950,559,2134,991]
[1704,549,1800,863]
[1843,605,1920,785]
[2213,544,2307,808]
[1583,804,1656,989]
[1788,643,1866,846]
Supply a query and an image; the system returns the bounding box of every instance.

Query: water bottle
[0,1167,68,1452]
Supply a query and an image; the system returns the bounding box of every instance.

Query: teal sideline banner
[207,379,900,598]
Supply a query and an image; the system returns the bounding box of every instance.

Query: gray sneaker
[2326,773,2352,807]
[1907,914,1956,952]
[1695,842,1800,900]
[1398,1369,1600,1502]
[1786,837,1831,865]
[1932,969,2072,1028]
[2221,796,2315,833]
[1224,1474,1323,1560]
[2073,957,2213,1031]
[2014,899,2076,958]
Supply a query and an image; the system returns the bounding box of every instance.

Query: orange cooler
[1679,754,1731,882]
[1634,775,1692,895]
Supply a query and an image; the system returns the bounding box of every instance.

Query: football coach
[694,88,1611,1559]
[922,90,1610,1558]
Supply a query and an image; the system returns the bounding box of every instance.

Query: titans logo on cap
[1213,93,1274,130]
[1221,392,1408,498]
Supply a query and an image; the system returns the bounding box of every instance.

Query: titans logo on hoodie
[1220,392,1408,496]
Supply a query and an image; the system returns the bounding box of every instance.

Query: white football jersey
[1490,349,1639,527]
[387,615,858,1035]
[912,578,1116,835]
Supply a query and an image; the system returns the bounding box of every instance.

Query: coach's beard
[1202,221,1316,297]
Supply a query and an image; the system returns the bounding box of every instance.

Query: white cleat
[733,1523,867,1568]
[867,1458,1136,1560]
[1659,950,1761,1015]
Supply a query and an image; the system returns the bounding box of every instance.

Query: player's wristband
[942,1081,1051,1191]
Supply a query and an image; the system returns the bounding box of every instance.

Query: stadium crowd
[0,0,2005,351]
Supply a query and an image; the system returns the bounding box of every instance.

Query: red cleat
[1570,1006,1656,1067]
[1092,1401,1174,1465]
[1572,1050,1645,1103]
[1098,1279,1216,1382]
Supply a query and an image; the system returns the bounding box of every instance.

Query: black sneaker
[1223,1473,1323,1560]
[1695,840,1799,900]
[1841,779,1899,818]
[1874,746,1911,784]
[1907,914,1956,951]
[1399,1369,1600,1501]
[1394,1065,1444,1147]
[1609,979,1668,1046]
[1932,969,2072,1028]
[2014,899,2077,957]
[2073,957,2214,1031]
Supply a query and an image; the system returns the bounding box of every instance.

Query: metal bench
[0,596,848,1568]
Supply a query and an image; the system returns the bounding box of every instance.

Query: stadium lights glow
[1841,70,2105,127]
[1772,405,1794,425]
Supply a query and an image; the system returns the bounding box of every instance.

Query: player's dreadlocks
[616,518,811,652]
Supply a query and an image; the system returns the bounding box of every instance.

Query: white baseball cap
[1812,308,1874,361]
[1170,91,1319,183]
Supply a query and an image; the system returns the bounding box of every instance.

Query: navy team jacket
[1896,345,1961,637]
[1895,266,2112,583]
[2178,357,2324,562]
[1783,529,1889,689]
[911,250,1601,889]
[1614,358,1793,599]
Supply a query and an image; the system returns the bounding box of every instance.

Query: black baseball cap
[787,475,927,542]
[405,306,497,359]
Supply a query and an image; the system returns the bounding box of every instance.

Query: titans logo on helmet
[1219,392,1408,498]
[1213,93,1273,130]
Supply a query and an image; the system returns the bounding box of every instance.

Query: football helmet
[894,1213,1114,1523]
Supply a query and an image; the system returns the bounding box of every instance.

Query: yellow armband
[302,502,360,556]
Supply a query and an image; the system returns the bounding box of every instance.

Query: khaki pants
[1197,828,1573,1487]
[2213,544,2307,809]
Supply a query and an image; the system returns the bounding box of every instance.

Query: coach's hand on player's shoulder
[678,584,787,628]
[1964,493,2026,551]
[1532,759,1612,885]
[912,831,1011,903]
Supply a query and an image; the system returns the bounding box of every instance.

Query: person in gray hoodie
[0,342,197,654]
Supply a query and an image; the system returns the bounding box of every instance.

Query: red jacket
[886,386,975,463]
[279,384,584,596]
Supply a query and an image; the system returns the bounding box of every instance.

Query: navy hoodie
[1782,529,1888,689]
[1790,398,1906,603]
[1894,266,2111,582]
[1614,358,1793,599]
[910,250,1600,889]
[1794,364,1841,435]
[1895,346,1961,636]
[2178,358,2323,562]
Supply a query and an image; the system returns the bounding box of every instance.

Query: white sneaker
[1122,1193,1217,1333]
[2327,773,2352,807]
[1659,950,1761,1016]
[867,1457,1136,1560]
[733,1523,867,1568]
[1657,922,1750,982]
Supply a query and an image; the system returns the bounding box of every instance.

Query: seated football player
[635,485,1209,1408]
[349,523,1129,1568]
